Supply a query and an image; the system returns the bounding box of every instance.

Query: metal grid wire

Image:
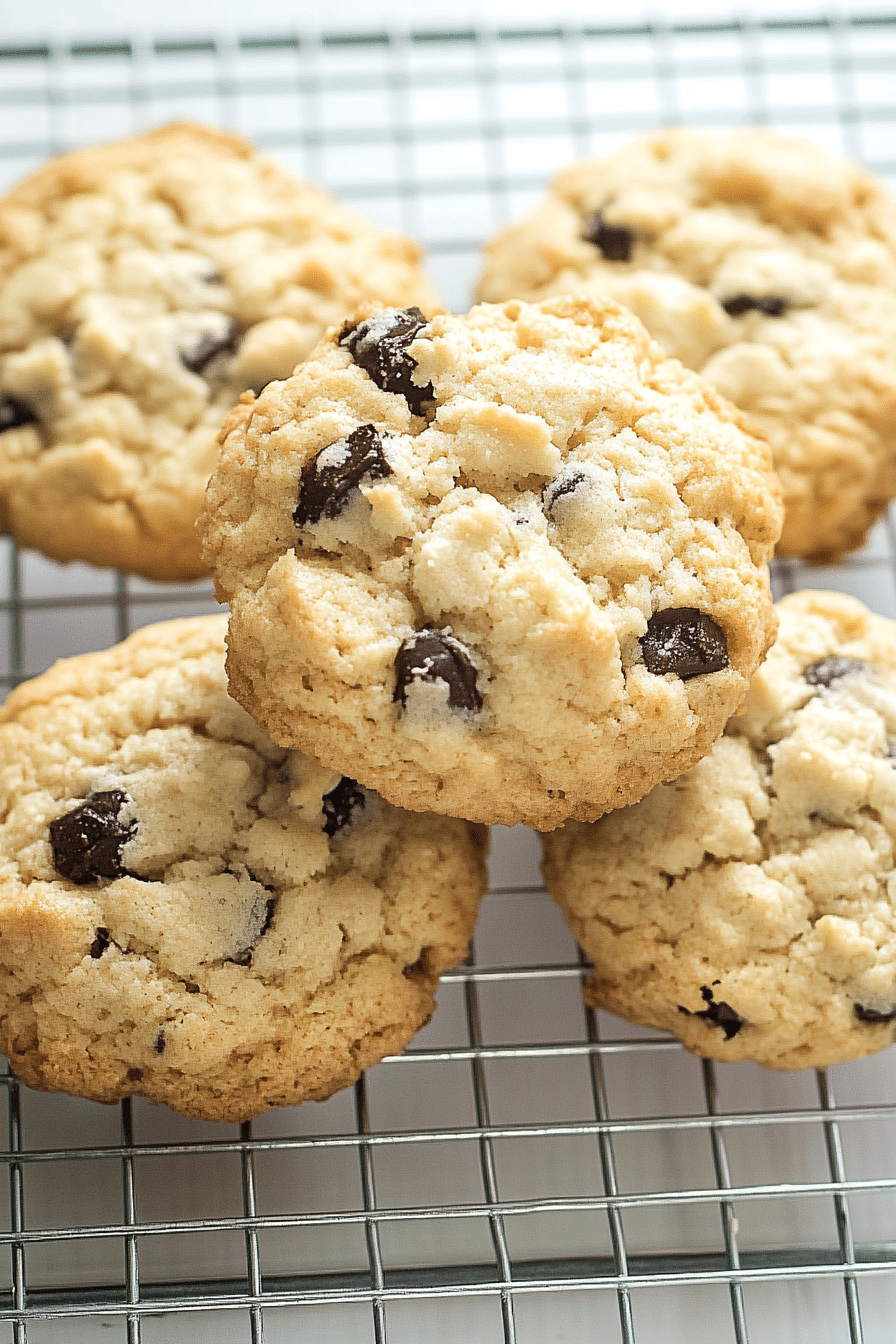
[2,12,896,1343]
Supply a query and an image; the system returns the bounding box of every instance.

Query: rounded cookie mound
[478,127,896,561]
[543,590,896,1070]
[201,295,781,829]
[0,616,486,1122]
[0,123,439,579]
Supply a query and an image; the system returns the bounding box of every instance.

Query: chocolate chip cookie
[0,123,439,579]
[478,128,896,562]
[543,590,896,1069]
[201,295,782,829]
[0,616,486,1121]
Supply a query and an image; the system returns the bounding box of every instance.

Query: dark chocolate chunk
[854,1004,896,1024]
[0,394,37,433]
[180,319,240,375]
[90,927,111,959]
[640,608,729,679]
[583,210,635,262]
[294,423,392,526]
[322,776,366,837]
[49,790,136,885]
[804,656,866,688]
[341,307,434,414]
[678,984,744,1040]
[260,897,277,937]
[394,629,482,714]
[721,294,788,318]
[543,468,587,517]
[153,1031,166,1054]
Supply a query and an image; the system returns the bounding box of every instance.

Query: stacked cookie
[0,124,439,579]
[0,616,488,1122]
[479,127,896,563]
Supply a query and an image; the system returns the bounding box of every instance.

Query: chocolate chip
[179,319,240,375]
[394,630,482,714]
[583,211,635,262]
[0,394,37,433]
[341,307,434,414]
[322,776,366,837]
[49,790,136,885]
[721,294,788,318]
[90,927,111,959]
[153,1031,166,1054]
[543,468,587,517]
[640,609,729,679]
[260,897,277,937]
[678,984,744,1040]
[804,656,866,688]
[294,423,392,526]
[854,1004,896,1024]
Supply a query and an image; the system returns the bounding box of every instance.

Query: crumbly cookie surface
[0,123,439,579]
[543,590,896,1069]
[202,295,781,829]
[0,616,486,1122]
[477,128,896,561]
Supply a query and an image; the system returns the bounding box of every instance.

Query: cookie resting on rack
[0,122,439,580]
[200,295,782,829]
[477,127,896,562]
[0,616,486,1122]
[542,590,896,1070]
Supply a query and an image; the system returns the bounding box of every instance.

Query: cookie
[0,616,487,1122]
[0,123,440,580]
[542,590,896,1070]
[477,128,896,562]
[201,295,782,829]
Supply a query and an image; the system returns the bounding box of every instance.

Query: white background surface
[5,0,896,38]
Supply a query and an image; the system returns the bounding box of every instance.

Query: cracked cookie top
[0,123,439,579]
[0,615,486,1121]
[477,127,896,562]
[543,590,896,1069]
[201,295,781,829]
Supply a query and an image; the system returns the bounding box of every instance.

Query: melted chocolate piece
[804,656,866,688]
[0,394,37,433]
[640,608,729,679]
[854,1004,896,1024]
[322,776,366,837]
[294,423,392,526]
[583,211,635,262]
[49,790,136,885]
[721,294,788,318]
[678,984,744,1040]
[543,468,587,516]
[90,927,111,959]
[341,307,434,413]
[153,1031,166,1054]
[394,630,482,714]
[180,319,240,375]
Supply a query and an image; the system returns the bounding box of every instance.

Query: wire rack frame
[1,12,896,1344]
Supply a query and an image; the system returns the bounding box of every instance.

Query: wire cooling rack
[3,12,896,1344]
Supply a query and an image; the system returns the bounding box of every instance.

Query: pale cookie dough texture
[0,123,440,580]
[478,128,896,562]
[0,616,486,1122]
[201,295,782,829]
[543,590,896,1070]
